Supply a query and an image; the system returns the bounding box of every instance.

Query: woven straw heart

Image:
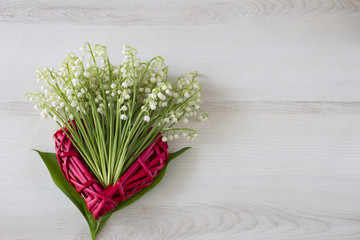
[53,128,168,219]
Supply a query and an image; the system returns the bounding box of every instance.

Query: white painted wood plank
[1,102,360,239]
[0,0,359,26]
[1,0,360,239]
[0,1,360,102]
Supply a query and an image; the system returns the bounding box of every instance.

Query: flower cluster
[25,43,207,186]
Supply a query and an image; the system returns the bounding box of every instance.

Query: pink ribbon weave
[53,127,168,219]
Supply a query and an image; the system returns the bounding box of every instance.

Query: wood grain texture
[0,0,360,25]
[1,102,360,239]
[1,8,360,102]
[1,0,360,239]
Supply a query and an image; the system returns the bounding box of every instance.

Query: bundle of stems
[26,43,208,187]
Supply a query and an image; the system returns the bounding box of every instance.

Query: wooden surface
[1,0,360,239]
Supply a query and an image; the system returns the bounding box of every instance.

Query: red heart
[53,128,168,219]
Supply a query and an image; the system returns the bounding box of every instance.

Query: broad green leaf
[34,146,190,239]
[94,212,113,236]
[34,150,98,238]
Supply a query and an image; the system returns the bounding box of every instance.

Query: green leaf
[94,212,113,236]
[34,150,98,239]
[168,147,191,162]
[34,146,190,239]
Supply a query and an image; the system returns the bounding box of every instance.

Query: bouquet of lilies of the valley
[25,43,207,239]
